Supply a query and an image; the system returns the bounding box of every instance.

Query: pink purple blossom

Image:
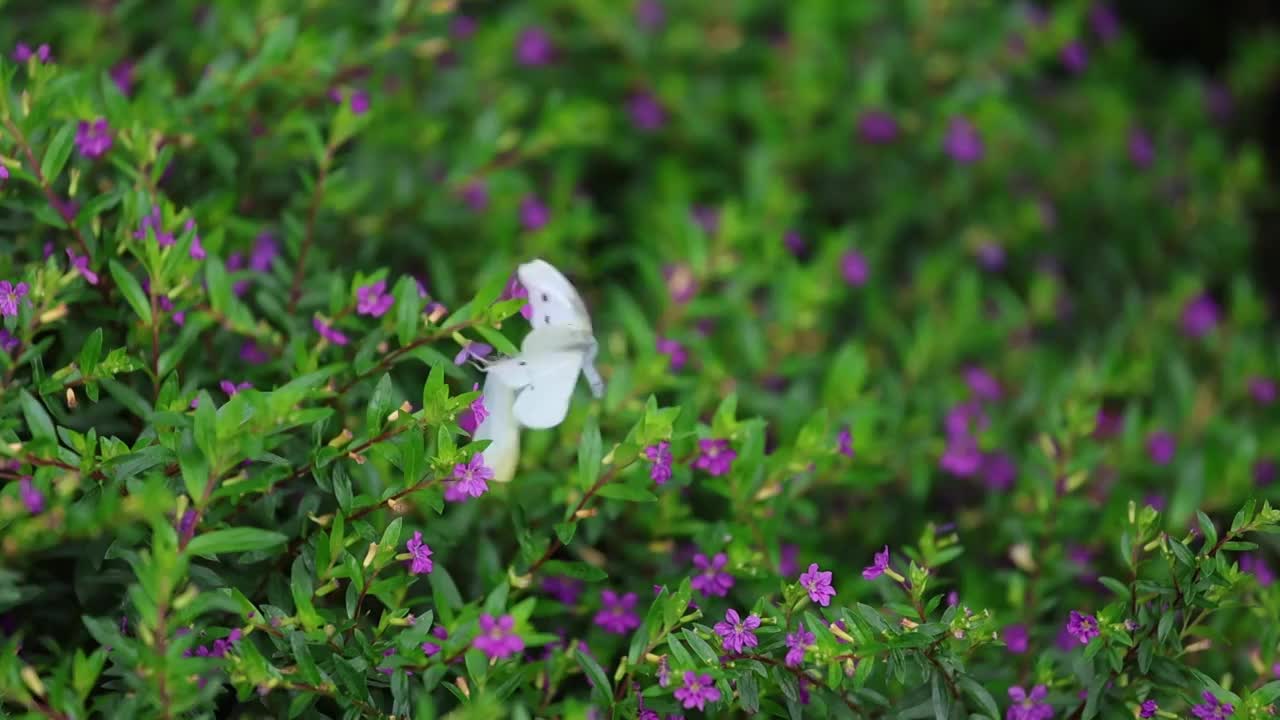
[13,43,52,63]
[356,280,394,317]
[656,337,687,371]
[457,383,488,435]
[645,441,673,485]
[713,609,759,653]
[313,318,350,346]
[219,380,251,396]
[1249,376,1275,405]
[841,250,869,286]
[693,438,736,476]
[453,341,493,366]
[519,195,550,230]
[1060,41,1088,73]
[74,119,113,158]
[473,614,523,660]
[0,281,29,317]
[1181,293,1220,338]
[785,628,814,667]
[837,426,854,458]
[593,590,641,634]
[1146,431,1175,465]
[1066,610,1099,644]
[1007,685,1052,720]
[857,110,898,144]
[421,625,448,655]
[1139,699,1158,718]
[516,28,554,66]
[798,563,835,606]
[944,117,983,163]
[405,531,433,575]
[628,91,666,131]
[1004,624,1029,653]
[444,454,493,502]
[19,477,44,514]
[862,546,890,580]
[541,576,584,606]
[1190,692,1234,719]
[690,552,734,597]
[674,671,720,711]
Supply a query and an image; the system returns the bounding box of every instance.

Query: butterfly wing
[518,259,593,332]
[510,350,585,429]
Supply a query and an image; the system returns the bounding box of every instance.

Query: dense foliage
[3,1,1280,718]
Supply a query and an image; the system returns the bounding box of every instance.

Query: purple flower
[1204,81,1233,122]
[785,628,814,667]
[498,272,533,320]
[635,0,664,30]
[628,91,666,131]
[1191,692,1234,719]
[1090,4,1120,41]
[1004,624,1029,653]
[0,329,19,354]
[1240,554,1275,586]
[941,432,983,477]
[240,342,268,364]
[1255,459,1277,486]
[645,441,673,485]
[1181,293,1220,338]
[841,250,869,286]
[783,230,806,256]
[1146,432,1176,465]
[356,280,394,317]
[593,590,641,634]
[799,563,835,606]
[134,206,174,246]
[473,614,523,660]
[184,219,206,260]
[313,317,349,346]
[444,454,493,502]
[976,242,1005,270]
[713,609,760,653]
[218,380,251,396]
[690,205,719,235]
[1007,685,1053,720]
[965,366,1002,401]
[674,671,720,711]
[656,655,671,687]
[693,438,736,476]
[1129,129,1155,169]
[453,341,493,366]
[516,28,554,66]
[778,544,799,576]
[110,60,135,96]
[690,552,734,597]
[74,119,113,158]
[945,117,983,163]
[0,166,9,184]
[422,625,448,655]
[250,232,278,272]
[1093,408,1123,440]
[863,546,891,580]
[457,383,487,435]
[1066,610,1099,645]
[405,531,433,575]
[1139,699,1158,718]
[664,263,699,303]
[837,426,854,458]
[981,452,1017,491]
[1060,41,1087,73]
[14,43,52,63]
[350,90,370,114]
[1249,376,1276,405]
[1,281,30,317]
[19,477,44,514]
[461,181,489,211]
[858,110,899,144]
[519,195,550,230]
[541,576,584,605]
[656,337,687,371]
[178,509,198,540]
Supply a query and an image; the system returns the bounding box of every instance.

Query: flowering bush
[3,2,1280,719]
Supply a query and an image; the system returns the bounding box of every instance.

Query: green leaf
[540,560,607,582]
[20,390,56,442]
[394,277,424,347]
[290,633,324,684]
[737,671,759,714]
[206,256,233,315]
[109,260,153,324]
[576,647,612,705]
[577,416,602,489]
[957,675,999,719]
[78,328,104,374]
[41,122,77,182]
[594,482,658,502]
[681,629,718,664]
[1196,510,1218,550]
[366,373,395,433]
[187,527,288,555]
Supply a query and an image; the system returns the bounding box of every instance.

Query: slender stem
[288,143,335,313]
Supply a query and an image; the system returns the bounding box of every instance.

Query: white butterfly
[481,259,604,430]
[471,372,521,483]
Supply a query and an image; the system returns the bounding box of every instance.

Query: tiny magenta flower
[251,232,278,272]
[1093,407,1123,439]
[1066,610,1099,645]
[74,118,113,158]
[693,438,736,476]
[14,43,52,63]
[628,91,666,131]
[1003,624,1029,653]
[858,110,899,144]
[778,544,799,576]
[1129,129,1155,169]
[461,181,489,212]
[519,195,550,230]
[837,427,854,458]
[690,205,719,235]
[1139,699,1158,718]
[1060,40,1088,73]
[453,341,493,366]
[0,329,19,354]
[690,552,734,597]
[1091,3,1121,41]
[674,671,720,711]
[110,60,135,96]
[964,366,1002,401]
[473,613,523,660]
[713,608,760,653]
[405,531,433,575]
[312,317,349,346]
[1007,685,1052,720]
[445,454,493,502]
[457,383,488,435]
[841,250,869,286]
[656,337,687,371]
[783,230,806,256]
[0,281,30,317]
[499,272,534,320]
[186,220,206,260]
[1240,554,1275,586]
[515,27,554,66]
[664,263,699,303]
[785,628,814,667]
[0,166,9,184]
[356,280,394,317]
[64,248,99,285]
[593,590,641,635]
[421,625,448,655]
[862,546,894,580]
[1181,293,1220,338]
[799,563,835,606]
[1146,431,1176,465]
[218,380,251,396]
[656,655,671,687]
[19,477,44,514]
[1256,459,1277,486]
[976,242,1006,270]
[635,0,664,30]
[240,342,268,364]
[944,117,983,163]
[981,452,1016,491]
[1249,376,1276,405]
[1190,691,1234,719]
[541,576,584,605]
[644,441,673,485]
